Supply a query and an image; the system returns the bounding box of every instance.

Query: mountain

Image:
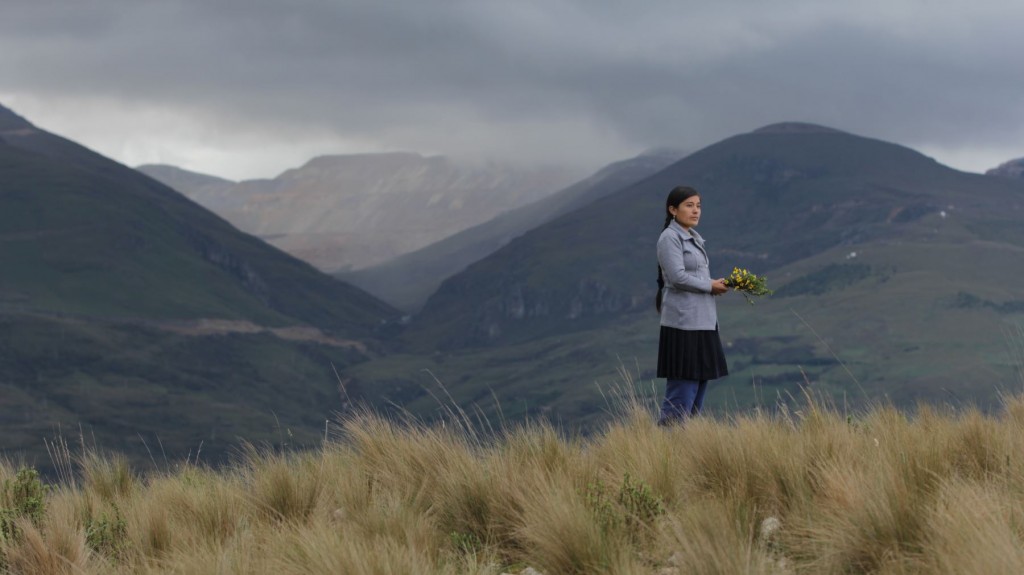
[987,157,1024,180]
[337,123,1024,427]
[0,103,398,467]
[0,104,33,132]
[134,164,236,209]
[407,122,1023,350]
[337,149,683,311]
[139,154,579,273]
[0,110,394,332]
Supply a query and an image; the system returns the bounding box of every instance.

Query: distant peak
[136,163,236,185]
[0,103,36,132]
[986,157,1024,179]
[752,122,846,135]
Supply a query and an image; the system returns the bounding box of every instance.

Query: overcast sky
[2,0,1022,180]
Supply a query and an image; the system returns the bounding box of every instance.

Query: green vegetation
[0,143,394,334]
[773,263,871,297]
[0,120,397,470]
[952,291,1024,314]
[349,237,1024,427]
[407,127,1022,352]
[965,220,1024,248]
[4,396,1024,573]
[1,468,47,544]
[0,314,368,470]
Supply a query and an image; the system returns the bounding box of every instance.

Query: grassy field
[3,391,1024,574]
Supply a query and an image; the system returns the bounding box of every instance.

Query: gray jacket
[657,221,718,330]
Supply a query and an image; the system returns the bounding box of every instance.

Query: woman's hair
[656,186,700,312]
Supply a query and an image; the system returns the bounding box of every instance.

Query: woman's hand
[711,279,729,295]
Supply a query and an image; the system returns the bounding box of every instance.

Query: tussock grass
[4,395,1024,574]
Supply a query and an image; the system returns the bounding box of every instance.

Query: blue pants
[658,379,707,425]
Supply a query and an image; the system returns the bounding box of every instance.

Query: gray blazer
[657,221,718,330]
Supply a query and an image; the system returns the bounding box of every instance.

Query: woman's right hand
[711,279,729,295]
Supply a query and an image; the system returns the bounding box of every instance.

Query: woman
[655,186,729,425]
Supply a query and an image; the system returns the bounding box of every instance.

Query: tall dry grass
[4,393,1024,574]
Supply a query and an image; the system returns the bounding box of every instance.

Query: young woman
[655,186,729,425]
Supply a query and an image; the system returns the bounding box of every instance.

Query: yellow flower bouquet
[724,267,773,304]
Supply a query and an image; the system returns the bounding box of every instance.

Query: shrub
[0,468,48,543]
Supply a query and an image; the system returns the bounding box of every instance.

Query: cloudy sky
[2,0,1022,180]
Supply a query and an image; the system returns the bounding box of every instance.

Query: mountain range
[4,100,1024,466]
[336,148,683,311]
[138,154,577,274]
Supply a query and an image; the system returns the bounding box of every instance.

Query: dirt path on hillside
[0,308,368,352]
[154,318,368,352]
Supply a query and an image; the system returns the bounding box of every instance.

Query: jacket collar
[668,220,708,259]
[669,220,705,246]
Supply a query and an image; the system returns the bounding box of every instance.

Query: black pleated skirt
[657,325,729,381]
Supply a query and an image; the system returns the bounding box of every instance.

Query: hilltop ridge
[0,102,34,131]
[752,121,847,134]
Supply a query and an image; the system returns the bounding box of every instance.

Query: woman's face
[669,195,701,229]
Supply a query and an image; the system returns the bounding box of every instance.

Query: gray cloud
[2,0,1023,179]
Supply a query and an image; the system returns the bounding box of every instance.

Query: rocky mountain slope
[134,163,236,208]
[987,157,1024,179]
[139,154,578,272]
[337,149,683,311]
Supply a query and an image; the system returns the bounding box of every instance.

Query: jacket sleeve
[657,232,713,294]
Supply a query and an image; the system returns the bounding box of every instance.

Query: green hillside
[0,104,398,468]
[348,233,1024,427]
[0,113,395,333]
[346,123,1024,422]
[0,314,369,468]
[408,123,1024,350]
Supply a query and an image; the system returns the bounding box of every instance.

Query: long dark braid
[655,186,699,313]
[655,213,672,312]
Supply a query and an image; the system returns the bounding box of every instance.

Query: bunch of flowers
[724,267,773,304]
